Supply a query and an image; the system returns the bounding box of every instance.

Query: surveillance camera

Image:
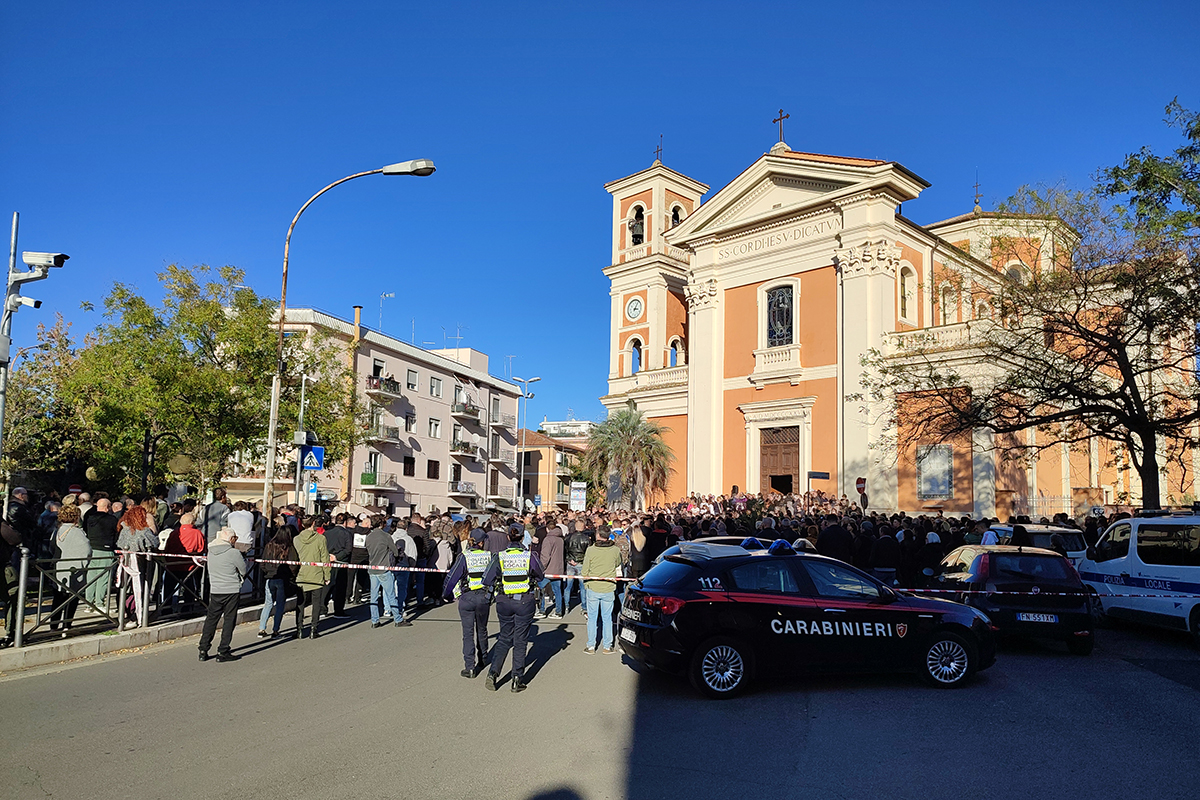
[19,297,42,309]
[7,296,42,311]
[21,252,70,268]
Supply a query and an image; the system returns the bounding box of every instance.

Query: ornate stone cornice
[834,239,903,276]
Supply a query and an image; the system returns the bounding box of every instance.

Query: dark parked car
[619,541,997,698]
[936,545,1093,655]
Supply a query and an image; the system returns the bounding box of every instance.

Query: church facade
[599,141,1197,516]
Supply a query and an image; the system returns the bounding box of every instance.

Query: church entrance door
[760,426,800,497]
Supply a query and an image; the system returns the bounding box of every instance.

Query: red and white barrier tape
[117,551,635,582]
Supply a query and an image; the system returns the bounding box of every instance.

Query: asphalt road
[1,601,1198,800]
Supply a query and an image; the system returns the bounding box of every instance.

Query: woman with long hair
[117,505,161,627]
[258,527,298,638]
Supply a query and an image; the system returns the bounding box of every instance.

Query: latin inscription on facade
[717,216,842,261]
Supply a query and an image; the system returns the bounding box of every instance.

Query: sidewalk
[0,600,289,673]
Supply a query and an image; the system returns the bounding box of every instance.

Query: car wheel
[1067,635,1095,656]
[921,631,976,688]
[688,636,754,699]
[1086,589,1110,628]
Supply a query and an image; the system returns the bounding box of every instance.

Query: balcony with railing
[487,484,514,503]
[364,375,404,401]
[884,320,983,356]
[555,492,569,505]
[489,447,514,465]
[450,440,483,461]
[451,402,482,422]
[616,242,690,266]
[491,412,517,429]
[364,424,401,444]
[360,472,400,490]
[447,480,477,496]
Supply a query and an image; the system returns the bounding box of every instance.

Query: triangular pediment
[665,149,929,246]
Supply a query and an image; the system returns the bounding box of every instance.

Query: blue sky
[3,1,1197,424]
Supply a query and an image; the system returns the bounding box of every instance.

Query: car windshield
[992,554,1074,583]
[640,560,700,589]
[1027,532,1086,552]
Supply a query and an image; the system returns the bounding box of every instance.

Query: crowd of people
[3,482,1120,679]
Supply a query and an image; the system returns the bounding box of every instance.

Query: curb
[0,599,296,673]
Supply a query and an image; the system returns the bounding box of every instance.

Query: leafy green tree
[581,403,674,510]
[2,315,81,481]
[54,263,364,493]
[861,103,1200,510]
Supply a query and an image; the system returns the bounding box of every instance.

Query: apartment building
[285,307,520,515]
[516,429,585,512]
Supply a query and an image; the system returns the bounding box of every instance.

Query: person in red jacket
[163,512,206,613]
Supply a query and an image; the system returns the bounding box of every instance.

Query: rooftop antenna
[504,355,516,380]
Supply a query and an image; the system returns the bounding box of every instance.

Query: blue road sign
[301,445,325,471]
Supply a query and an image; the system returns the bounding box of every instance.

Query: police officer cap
[507,524,524,541]
[469,527,487,543]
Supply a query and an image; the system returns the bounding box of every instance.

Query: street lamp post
[259,159,435,517]
[513,376,540,513]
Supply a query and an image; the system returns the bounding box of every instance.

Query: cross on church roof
[773,108,790,143]
[654,134,662,163]
[973,171,982,212]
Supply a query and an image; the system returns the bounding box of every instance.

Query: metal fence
[4,546,264,648]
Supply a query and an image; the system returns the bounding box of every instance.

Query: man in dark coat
[816,515,854,563]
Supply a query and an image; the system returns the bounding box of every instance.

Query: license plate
[621,607,642,621]
[1017,612,1058,623]
[619,627,637,643]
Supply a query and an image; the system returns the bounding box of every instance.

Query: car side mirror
[879,586,897,604]
[1086,546,1096,561]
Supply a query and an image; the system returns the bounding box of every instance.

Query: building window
[427,460,440,480]
[402,456,415,477]
[429,418,441,438]
[454,385,464,404]
[491,396,500,417]
[523,479,531,495]
[430,377,442,398]
[406,369,418,390]
[671,205,683,228]
[452,423,463,444]
[899,266,916,322]
[405,414,416,433]
[940,286,954,325]
[976,301,991,319]
[366,452,381,474]
[451,463,462,482]
[372,358,385,377]
[629,206,645,246]
[917,444,953,501]
[491,432,500,451]
[766,286,794,347]
[630,338,642,374]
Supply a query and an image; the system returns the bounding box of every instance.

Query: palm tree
[582,403,674,510]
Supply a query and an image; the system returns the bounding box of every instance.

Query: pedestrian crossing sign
[301,445,324,471]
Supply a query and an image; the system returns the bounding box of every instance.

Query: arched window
[669,341,678,367]
[939,285,954,325]
[899,266,916,321]
[629,206,645,246]
[671,205,684,228]
[977,301,991,319]
[630,338,643,374]
[1006,266,1023,284]
[667,336,686,367]
[766,286,794,347]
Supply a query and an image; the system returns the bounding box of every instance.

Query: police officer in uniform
[442,527,494,678]
[482,524,544,693]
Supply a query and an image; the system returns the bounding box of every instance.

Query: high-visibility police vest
[498,547,531,596]
[453,549,493,598]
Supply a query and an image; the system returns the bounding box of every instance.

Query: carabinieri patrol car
[618,540,997,698]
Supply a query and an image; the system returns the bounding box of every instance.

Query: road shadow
[523,621,573,682]
[525,788,582,800]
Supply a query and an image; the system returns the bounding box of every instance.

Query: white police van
[1076,511,1200,644]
